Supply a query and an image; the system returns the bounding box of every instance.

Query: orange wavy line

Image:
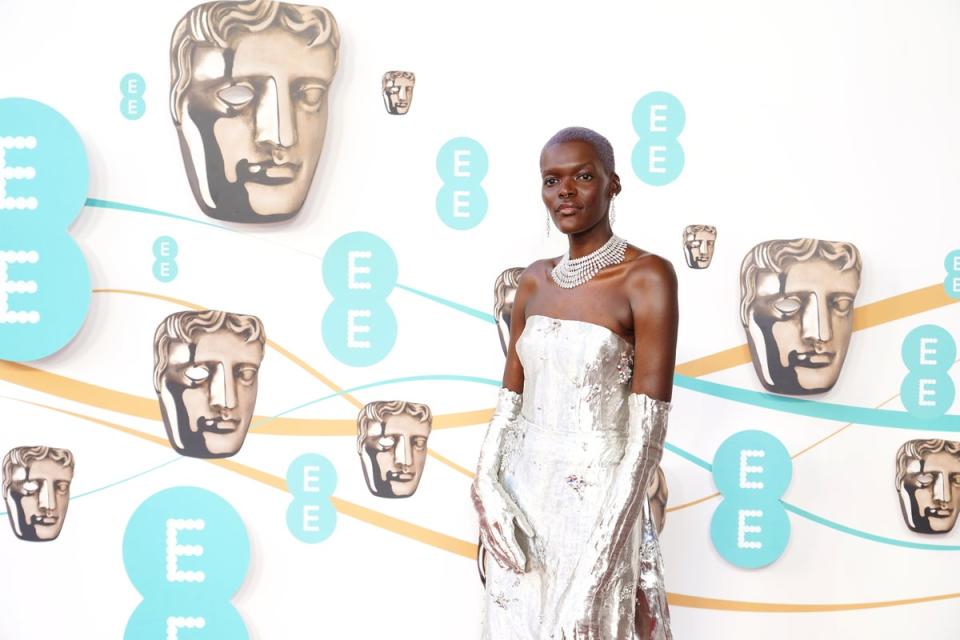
[667,590,960,612]
[9,395,955,611]
[675,284,957,377]
[12,398,475,559]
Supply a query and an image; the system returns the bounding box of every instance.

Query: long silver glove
[552,392,672,638]
[471,388,534,574]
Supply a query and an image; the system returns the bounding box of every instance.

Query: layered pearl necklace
[550,234,627,288]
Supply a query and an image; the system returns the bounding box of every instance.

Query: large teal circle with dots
[632,91,685,136]
[436,137,488,181]
[125,601,248,640]
[0,229,90,361]
[712,430,792,498]
[322,299,397,366]
[436,184,488,230]
[710,496,790,569]
[322,232,397,298]
[901,373,955,419]
[901,324,956,371]
[631,139,685,186]
[0,98,88,227]
[123,486,250,600]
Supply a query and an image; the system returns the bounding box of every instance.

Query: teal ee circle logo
[123,486,250,640]
[286,453,337,543]
[710,430,792,568]
[632,91,685,186]
[901,324,956,419]
[322,232,398,366]
[0,97,91,361]
[436,137,488,229]
[152,236,178,283]
[944,250,960,299]
[120,73,146,120]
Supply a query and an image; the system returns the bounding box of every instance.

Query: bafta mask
[3,446,74,542]
[682,224,716,269]
[357,400,432,498]
[739,239,862,395]
[896,439,960,534]
[647,465,668,534]
[154,310,266,458]
[170,0,340,223]
[382,71,415,115]
[493,267,524,356]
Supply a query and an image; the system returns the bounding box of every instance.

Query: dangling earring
[545,209,551,237]
[609,197,617,226]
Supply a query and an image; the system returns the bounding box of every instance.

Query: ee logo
[322,231,398,366]
[123,486,250,640]
[710,430,792,568]
[121,73,146,120]
[286,453,337,543]
[632,92,685,186]
[436,137,488,230]
[901,324,956,419]
[0,98,91,361]
[153,236,179,283]
[944,250,960,299]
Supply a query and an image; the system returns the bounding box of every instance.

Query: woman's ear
[610,172,622,197]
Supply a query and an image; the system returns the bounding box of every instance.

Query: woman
[472,127,678,639]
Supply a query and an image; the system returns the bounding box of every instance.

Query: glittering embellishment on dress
[617,350,635,385]
[481,316,672,640]
[566,474,588,498]
[551,234,628,288]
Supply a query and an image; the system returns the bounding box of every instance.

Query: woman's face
[540,140,618,236]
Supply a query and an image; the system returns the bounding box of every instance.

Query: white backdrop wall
[1,0,959,638]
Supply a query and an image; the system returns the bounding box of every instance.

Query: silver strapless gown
[483,315,671,640]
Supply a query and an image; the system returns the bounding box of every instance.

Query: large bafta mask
[154,310,266,458]
[3,446,74,542]
[170,0,340,223]
[896,439,960,534]
[682,224,717,269]
[357,400,432,498]
[382,71,415,115]
[493,267,524,356]
[739,239,862,395]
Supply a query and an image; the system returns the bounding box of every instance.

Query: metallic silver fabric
[472,387,534,573]
[482,315,672,640]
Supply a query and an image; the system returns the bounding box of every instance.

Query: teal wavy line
[664,442,712,471]
[662,442,960,552]
[0,456,182,517]
[86,198,233,233]
[395,284,495,323]
[674,374,960,432]
[85,198,494,322]
[781,502,960,551]
[250,374,501,431]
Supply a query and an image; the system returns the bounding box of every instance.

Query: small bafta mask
[897,439,960,534]
[682,225,717,269]
[382,71,416,115]
[170,0,340,222]
[357,400,432,498]
[154,310,266,458]
[3,446,74,541]
[739,239,862,395]
[647,465,668,534]
[493,267,524,356]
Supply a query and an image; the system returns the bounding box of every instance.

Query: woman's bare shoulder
[620,246,677,291]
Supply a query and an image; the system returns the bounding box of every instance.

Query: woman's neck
[567,221,614,259]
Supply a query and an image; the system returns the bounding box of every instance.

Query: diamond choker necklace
[550,234,628,288]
